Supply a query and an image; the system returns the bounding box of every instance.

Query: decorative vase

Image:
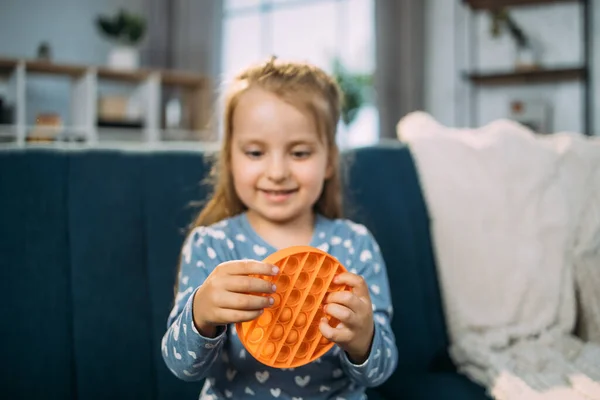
[107,45,140,70]
[515,45,538,71]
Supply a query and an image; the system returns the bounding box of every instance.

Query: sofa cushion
[344,144,490,399]
[343,143,449,373]
[393,373,491,399]
[0,149,75,399]
[68,150,154,399]
[143,151,212,400]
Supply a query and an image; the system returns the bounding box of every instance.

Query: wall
[425,0,598,135]
[0,0,145,125]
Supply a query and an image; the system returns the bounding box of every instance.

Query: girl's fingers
[220,260,280,276]
[217,292,273,310]
[324,303,356,326]
[219,308,264,324]
[325,290,363,312]
[225,275,277,294]
[333,272,371,299]
[333,272,370,299]
[319,317,352,343]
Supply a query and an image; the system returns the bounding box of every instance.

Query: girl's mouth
[260,189,298,202]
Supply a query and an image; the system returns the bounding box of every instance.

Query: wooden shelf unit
[461,0,592,135]
[0,56,213,145]
[467,67,585,85]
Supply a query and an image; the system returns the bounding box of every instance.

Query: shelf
[0,124,216,144]
[466,67,585,85]
[464,0,580,10]
[94,68,206,88]
[97,67,150,83]
[26,60,87,78]
[0,58,18,76]
[162,70,206,88]
[0,56,206,87]
[0,55,213,146]
[0,58,88,78]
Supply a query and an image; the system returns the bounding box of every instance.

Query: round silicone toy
[235,246,350,368]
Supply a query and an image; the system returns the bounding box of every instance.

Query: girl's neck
[246,210,316,250]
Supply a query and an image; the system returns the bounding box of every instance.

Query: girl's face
[230,88,332,226]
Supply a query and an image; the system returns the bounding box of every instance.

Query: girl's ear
[325,162,333,179]
[325,148,337,179]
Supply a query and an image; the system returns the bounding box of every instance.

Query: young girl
[162,57,398,399]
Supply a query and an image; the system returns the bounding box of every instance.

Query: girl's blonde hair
[192,57,344,229]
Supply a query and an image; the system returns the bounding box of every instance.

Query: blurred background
[0,0,597,146]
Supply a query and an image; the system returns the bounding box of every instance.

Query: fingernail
[272,266,279,274]
[269,297,274,305]
[271,284,277,292]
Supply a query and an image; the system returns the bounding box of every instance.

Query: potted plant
[490,9,538,70]
[96,9,146,70]
[332,59,372,127]
[330,58,373,148]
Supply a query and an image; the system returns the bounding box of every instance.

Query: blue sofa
[0,144,490,399]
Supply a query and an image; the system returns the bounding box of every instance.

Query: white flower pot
[515,46,539,71]
[107,46,140,70]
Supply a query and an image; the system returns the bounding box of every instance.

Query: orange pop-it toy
[236,246,350,368]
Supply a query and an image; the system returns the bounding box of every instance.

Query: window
[222,0,378,147]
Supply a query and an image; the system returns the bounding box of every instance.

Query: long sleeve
[338,226,398,387]
[161,226,228,381]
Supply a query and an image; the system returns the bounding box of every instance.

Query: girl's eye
[245,150,263,159]
[292,150,311,159]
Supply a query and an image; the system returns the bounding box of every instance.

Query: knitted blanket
[397,112,600,399]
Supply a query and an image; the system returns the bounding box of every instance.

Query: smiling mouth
[260,189,298,195]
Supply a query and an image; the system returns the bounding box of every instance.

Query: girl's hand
[319,272,375,364]
[192,260,279,337]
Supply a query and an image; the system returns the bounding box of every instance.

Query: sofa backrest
[0,144,449,399]
[0,150,74,399]
[341,144,451,399]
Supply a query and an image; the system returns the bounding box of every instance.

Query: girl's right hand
[192,260,279,337]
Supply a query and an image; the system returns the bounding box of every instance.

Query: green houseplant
[96,9,147,70]
[489,9,537,70]
[332,58,373,127]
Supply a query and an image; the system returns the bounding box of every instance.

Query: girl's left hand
[319,272,375,364]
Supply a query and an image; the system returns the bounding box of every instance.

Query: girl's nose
[267,155,290,182]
